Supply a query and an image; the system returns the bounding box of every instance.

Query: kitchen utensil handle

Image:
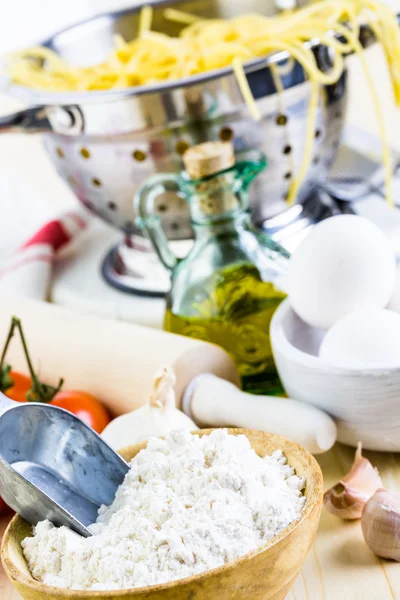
[0,392,17,416]
[183,374,337,455]
[134,173,183,271]
[0,106,51,133]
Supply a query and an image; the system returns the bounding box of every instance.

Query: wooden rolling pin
[0,296,336,453]
[0,295,239,415]
[183,374,337,454]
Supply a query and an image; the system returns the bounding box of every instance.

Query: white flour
[22,429,306,591]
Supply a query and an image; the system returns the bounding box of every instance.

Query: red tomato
[50,391,111,433]
[5,371,31,403]
[0,496,13,517]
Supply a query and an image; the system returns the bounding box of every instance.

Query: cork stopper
[182,142,238,219]
[183,142,235,180]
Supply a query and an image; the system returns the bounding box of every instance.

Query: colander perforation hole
[175,140,190,155]
[276,114,288,126]
[219,127,234,141]
[170,222,180,231]
[313,157,320,165]
[283,145,292,155]
[91,178,102,187]
[284,172,292,180]
[108,202,117,211]
[157,204,168,213]
[80,147,91,159]
[132,149,147,162]
[315,129,322,138]
[56,147,64,158]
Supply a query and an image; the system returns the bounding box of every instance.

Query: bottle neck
[192,208,251,238]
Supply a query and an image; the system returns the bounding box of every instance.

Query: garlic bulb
[362,489,400,561]
[324,442,382,519]
[101,366,196,450]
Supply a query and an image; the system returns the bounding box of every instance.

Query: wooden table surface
[1,442,399,600]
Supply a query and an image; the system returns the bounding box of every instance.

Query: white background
[0,1,135,54]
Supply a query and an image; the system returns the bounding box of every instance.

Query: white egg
[319,308,400,369]
[287,215,396,329]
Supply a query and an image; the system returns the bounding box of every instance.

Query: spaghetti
[7,0,400,205]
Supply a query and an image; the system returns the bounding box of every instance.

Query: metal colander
[0,0,381,292]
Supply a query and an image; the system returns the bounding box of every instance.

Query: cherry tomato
[0,496,13,517]
[5,371,31,403]
[50,391,111,433]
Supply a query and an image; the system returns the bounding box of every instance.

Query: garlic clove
[343,443,383,496]
[324,442,383,519]
[149,365,176,410]
[361,489,400,561]
[101,365,196,450]
[324,483,370,520]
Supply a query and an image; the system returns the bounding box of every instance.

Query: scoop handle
[183,374,337,455]
[0,392,18,416]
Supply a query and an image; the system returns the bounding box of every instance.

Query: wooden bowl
[1,429,323,600]
[271,299,400,451]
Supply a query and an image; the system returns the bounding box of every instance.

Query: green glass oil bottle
[135,142,289,394]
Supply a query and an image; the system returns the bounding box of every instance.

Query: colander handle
[134,173,183,271]
[0,106,51,133]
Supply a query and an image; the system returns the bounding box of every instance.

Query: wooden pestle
[183,374,337,454]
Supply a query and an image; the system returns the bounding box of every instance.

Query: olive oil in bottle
[136,141,289,394]
[165,263,286,394]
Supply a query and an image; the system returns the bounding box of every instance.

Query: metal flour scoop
[0,393,129,537]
